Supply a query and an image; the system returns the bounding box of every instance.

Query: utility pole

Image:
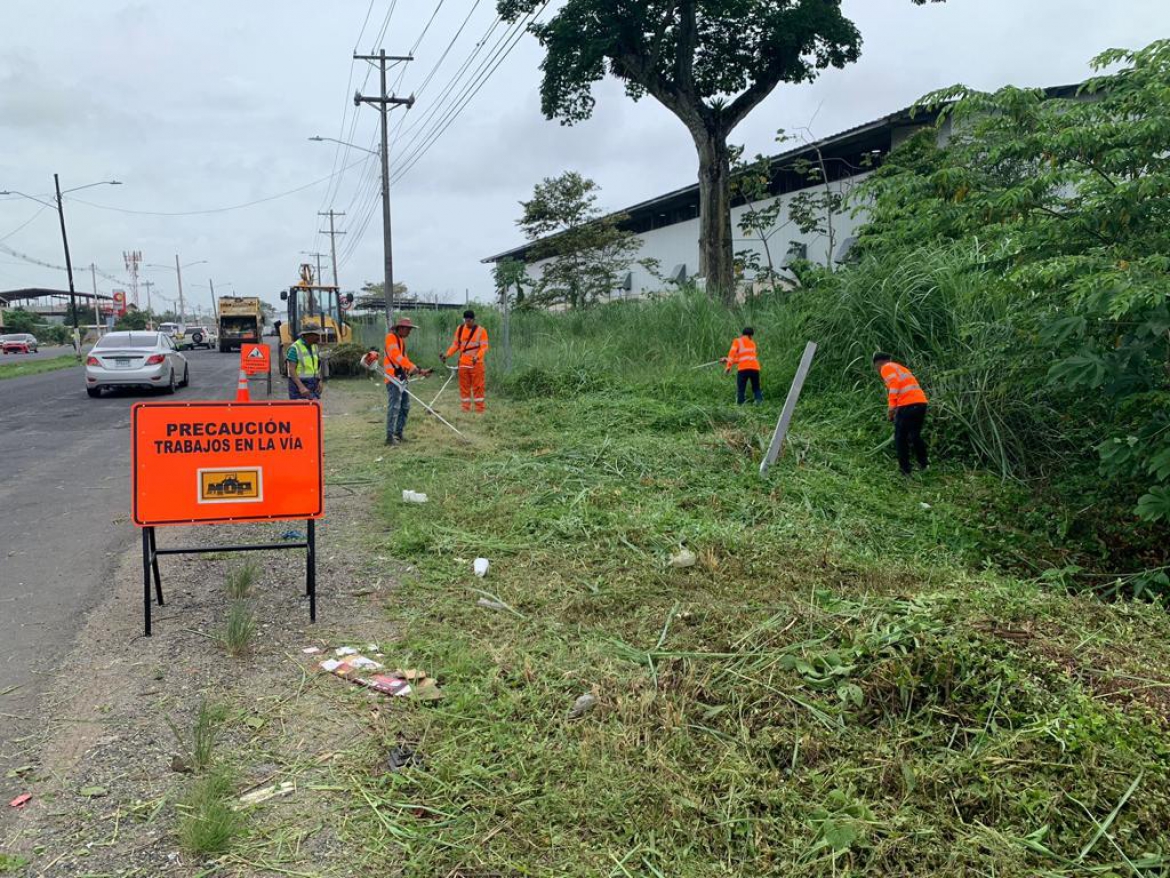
[209,278,218,323]
[175,254,186,325]
[142,281,156,328]
[91,263,100,329]
[354,49,414,325]
[318,210,347,291]
[53,174,79,332]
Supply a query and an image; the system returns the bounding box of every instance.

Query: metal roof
[0,288,114,305]
[482,83,1084,265]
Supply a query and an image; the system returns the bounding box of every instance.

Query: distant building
[484,86,1078,299]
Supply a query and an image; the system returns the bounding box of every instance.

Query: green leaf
[1136,487,1170,523]
[79,785,109,799]
[822,820,860,853]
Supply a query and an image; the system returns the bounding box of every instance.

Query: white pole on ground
[760,341,818,478]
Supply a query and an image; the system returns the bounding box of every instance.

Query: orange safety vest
[383,333,416,383]
[881,361,928,409]
[726,336,760,373]
[446,325,489,367]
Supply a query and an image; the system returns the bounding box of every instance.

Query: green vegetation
[176,768,241,857]
[221,601,256,657]
[497,0,944,297]
[314,339,1170,875]
[226,562,258,600]
[0,354,78,381]
[855,40,1170,523]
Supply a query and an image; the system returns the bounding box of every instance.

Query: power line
[392,6,544,183]
[0,205,48,243]
[65,158,369,217]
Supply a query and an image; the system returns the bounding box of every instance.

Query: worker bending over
[723,327,763,405]
[441,309,490,413]
[873,352,929,476]
[384,318,431,446]
[286,329,324,400]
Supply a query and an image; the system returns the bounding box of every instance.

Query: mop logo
[199,468,263,503]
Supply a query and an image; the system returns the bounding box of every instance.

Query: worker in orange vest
[441,309,490,413]
[722,327,763,405]
[873,353,929,475]
[384,317,431,446]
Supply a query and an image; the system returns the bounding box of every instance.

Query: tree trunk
[694,128,735,304]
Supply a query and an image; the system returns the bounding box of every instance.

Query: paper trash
[473,558,490,578]
[402,490,429,504]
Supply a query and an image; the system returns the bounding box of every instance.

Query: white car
[186,326,218,350]
[85,331,189,397]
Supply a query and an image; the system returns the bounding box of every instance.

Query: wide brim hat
[393,317,417,330]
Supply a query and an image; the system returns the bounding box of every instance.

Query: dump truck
[278,265,354,376]
[217,296,264,353]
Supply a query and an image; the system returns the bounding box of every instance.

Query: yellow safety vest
[291,339,320,379]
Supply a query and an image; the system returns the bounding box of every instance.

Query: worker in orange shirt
[722,327,763,405]
[384,317,431,446]
[873,353,929,475]
[441,309,489,413]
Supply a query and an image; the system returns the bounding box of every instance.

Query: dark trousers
[736,369,763,405]
[893,403,929,475]
[288,377,321,400]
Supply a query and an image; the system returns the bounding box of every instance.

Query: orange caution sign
[241,343,271,375]
[132,401,323,527]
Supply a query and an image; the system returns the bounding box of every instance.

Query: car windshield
[95,332,161,350]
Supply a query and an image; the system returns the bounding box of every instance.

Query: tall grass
[352,245,1097,478]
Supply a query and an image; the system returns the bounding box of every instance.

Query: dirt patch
[0,386,403,876]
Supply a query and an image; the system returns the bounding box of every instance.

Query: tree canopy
[500,0,944,299]
[855,40,1170,522]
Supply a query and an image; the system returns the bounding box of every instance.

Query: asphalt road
[0,347,259,774]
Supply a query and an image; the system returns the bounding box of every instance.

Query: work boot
[385,436,400,447]
[395,434,408,443]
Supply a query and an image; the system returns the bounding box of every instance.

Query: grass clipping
[308,379,1170,877]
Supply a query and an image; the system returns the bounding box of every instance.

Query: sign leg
[307,519,317,623]
[148,527,164,606]
[142,528,153,637]
[761,342,819,477]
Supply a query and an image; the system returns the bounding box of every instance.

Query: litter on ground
[474,558,490,578]
[402,490,429,504]
[568,693,598,719]
[302,647,322,655]
[8,793,31,808]
[669,549,697,569]
[236,782,295,809]
[335,646,359,656]
[317,654,443,701]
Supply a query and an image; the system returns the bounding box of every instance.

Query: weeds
[167,699,226,774]
[312,379,1170,877]
[176,768,241,857]
[225,562,258,599]
[221,601,255,657]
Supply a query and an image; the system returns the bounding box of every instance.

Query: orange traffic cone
[235,369,251,402]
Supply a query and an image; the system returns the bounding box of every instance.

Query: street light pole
[175,254,186,325]
[53,174,79,332]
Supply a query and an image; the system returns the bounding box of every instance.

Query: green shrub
[325,342,370,377]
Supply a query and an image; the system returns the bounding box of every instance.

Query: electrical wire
[63,158,370,217]
[391,5,545,183]
[0,205,48,243]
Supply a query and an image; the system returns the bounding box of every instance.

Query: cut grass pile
[318,377,1170,877]
[0,354,78,381]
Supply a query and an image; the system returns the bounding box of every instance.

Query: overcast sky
[1,0,1166,313]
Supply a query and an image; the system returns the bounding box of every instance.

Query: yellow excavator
[278,264,355,376]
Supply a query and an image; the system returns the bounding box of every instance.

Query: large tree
[499,0,942,302]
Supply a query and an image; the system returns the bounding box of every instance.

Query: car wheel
[180,365,190,388]
[164,369,177,394]
[86,386,102,398]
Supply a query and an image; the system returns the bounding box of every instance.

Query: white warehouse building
[484,87,1075,297]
